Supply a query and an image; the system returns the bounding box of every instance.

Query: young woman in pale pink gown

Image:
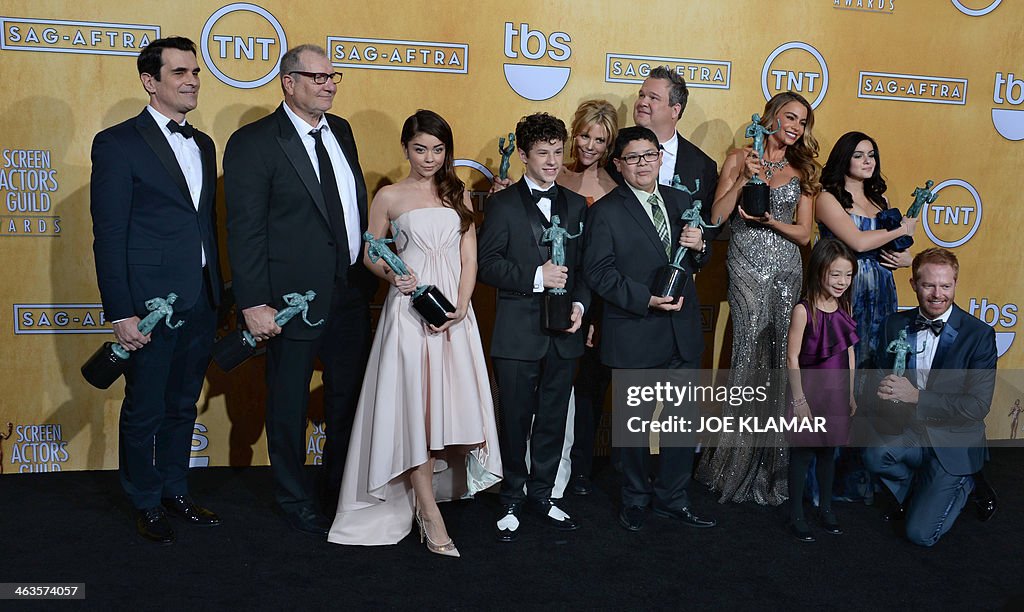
[328,110,501,556]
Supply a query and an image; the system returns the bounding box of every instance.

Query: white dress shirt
[658,133,678,187]
[282,102,361,265]
[525,175,554,292]
[146,105,205,267]
[914,305,953,389]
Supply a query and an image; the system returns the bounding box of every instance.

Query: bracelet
[791,396,807,408]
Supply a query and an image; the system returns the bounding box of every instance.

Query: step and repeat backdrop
[1,0,1021,473]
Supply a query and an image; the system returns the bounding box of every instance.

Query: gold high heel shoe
[415,509,460,558]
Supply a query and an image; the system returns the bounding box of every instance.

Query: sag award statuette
[497,133,516,181]
[540,214,583,330]
[212,290,324,372]
[652,199,721,302]
[879,328,924,431]
[81,293,183,389]
[366,223,455,327]
[880,179,938,252]
[740,113,780,218]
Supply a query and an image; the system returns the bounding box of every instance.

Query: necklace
[761,157,789,180]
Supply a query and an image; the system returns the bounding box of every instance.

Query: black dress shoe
[877,488,905,522]
[137,507,175,544]
[569,474,592,496]
[818,509,843,535]
[162,495,221,526]
[527,498,579,531]
[974,495,997,522]
[788,518,815,543]
[618,505,646,531]
[284,506,330,536]
[971,477,998,522]
[653,505,716,528]
[495,502,522,542]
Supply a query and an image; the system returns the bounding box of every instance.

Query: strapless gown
[697,177,803,506]
[328,207,502,545]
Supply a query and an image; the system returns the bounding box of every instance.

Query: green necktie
[649,193,670,258]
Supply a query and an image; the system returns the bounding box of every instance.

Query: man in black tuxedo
[90,37,222,544]
[610,66,719,237]
[864,248,997,546]
[584,126,715,532]
[478,113,589,541]
[224,44,374,535]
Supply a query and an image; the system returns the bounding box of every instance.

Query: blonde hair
[568,99,619,170]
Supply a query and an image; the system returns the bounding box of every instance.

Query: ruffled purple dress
[786,302,859,447]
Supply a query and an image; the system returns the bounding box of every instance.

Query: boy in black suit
[478,113,589,541]
[583,126,715,532]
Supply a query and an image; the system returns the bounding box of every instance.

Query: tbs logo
[992,72,1024,141]
[502,22,571,101]
[968,298,1017,357]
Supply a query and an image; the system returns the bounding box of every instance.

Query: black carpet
[3,449,1022,610]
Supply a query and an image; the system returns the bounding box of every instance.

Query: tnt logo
[951,0,1002,16]
[992,72,1024,141]
[921,179,982,248]
[200,3,287,89]
[502,22,571,101]
[761,42,829,109]
[968,298,1017,357]
[454,159,494,213]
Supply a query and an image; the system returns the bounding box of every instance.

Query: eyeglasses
[620,150,661,165]
[289,71,343,85]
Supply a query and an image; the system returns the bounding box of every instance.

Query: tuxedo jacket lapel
[196,134,216,214]
[327,115,368,230]
[274,107,331,228]
[135,111,193,209]
[930,307,962,372]
[618,185,668,262]
[516,179,549,263]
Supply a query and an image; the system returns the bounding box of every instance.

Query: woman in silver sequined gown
[698,92,819,505]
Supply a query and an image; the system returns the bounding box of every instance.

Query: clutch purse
[875,208,913,252]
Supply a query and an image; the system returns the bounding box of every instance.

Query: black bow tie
[166,119,194,139]
[912,316,945,336]
[530,186,558,203]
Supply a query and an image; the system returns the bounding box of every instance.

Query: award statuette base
[652,264,689,304]
[543,290,573,331]
[412,285,456,328]
[741,179,770,218]
[212,329,258,372]
[81,342,130,389]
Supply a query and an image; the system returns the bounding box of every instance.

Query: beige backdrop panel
[0,0,1020,473]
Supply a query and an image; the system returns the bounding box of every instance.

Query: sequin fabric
[697,177,802,506]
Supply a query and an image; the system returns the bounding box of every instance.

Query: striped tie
[649,194,671,258]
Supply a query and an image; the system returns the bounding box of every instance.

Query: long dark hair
[821,131,888,211]
[760,91,820,195]
[400,110,472,232]
[803,238,858,332]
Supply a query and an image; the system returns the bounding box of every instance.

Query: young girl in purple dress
[785,238,859,542]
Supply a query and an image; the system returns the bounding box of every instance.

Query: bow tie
[530,186,558,203]
[911,316,945,336]
[166,119,194,139]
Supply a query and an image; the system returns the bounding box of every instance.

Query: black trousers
[619,350,698,509]
[493,344,575,505]
[119,274,217,509]
[264,275,370,513]
[570,345,611,477]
